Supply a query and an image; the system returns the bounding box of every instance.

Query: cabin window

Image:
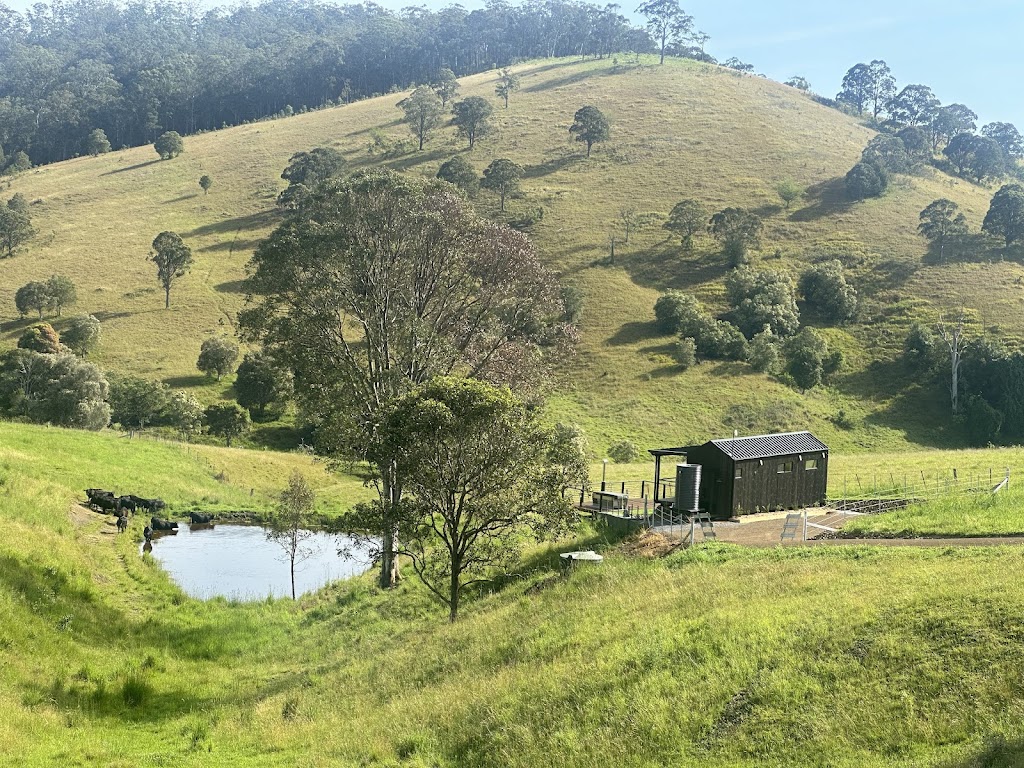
[735,466,744,479]
[805,459,818,471]
[777,461,793,474]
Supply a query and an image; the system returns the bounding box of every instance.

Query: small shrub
[673,337,697,369]
[121,672,152,707]
[607,440,640,463]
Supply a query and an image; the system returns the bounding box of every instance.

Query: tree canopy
[636,0,693,66]
[451,97,494,149]
[983,184,1024,249]
[382,377,578,621]
[399,86,445,151]
[918,199,969,261]
[149,231,193,309]
[569,105,610,158]
[481,158,524,211]
[239,169,575,588]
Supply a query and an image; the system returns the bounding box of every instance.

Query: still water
[141,523,374,600]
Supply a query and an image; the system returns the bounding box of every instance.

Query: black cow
[143,525,153,541]
[116,513,129,533]
[134,497,166,513]
[85,488,114,503]
[90,495,122,514]
[151,517,178,531]
[189,512,214,524]
[118,496,138,513]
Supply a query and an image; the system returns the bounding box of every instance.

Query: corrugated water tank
[674,463,701,512]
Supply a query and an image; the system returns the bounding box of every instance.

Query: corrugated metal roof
[708,431,828,461]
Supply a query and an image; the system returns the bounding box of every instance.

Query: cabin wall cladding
[680,432,829,519]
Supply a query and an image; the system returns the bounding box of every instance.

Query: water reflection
[141,522,373,600]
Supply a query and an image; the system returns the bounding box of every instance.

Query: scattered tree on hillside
[154,130,184,159]
[918,199,968,262]
[664,199,706,250]
[109,376,168,435]
[836,60,895,120]
[85,128,111,156]
[14,281,48,318]
[380,377,577,622]
[267,471,317,601]
[618,207,653,244]
[0,349,110,429]
[431,67,459,106]
[62,314,101,357]
[709,207,761,265]
[494,68,521,109]
[654,290,697,334]
[399,86,445,151]
[165,390,204,440]
[45,275,76,316]
[776,179,803,210]
[197,337,239,380]
[726,266,800,337]
[636,0,693,66]
[204,403,250,447]
[888,84,939,128]
[569,106,610,158]
[798,260,857,322]
[235,351,292,416]
[929,104,977,150]
[747,327,780,373]
[199,175,213,195]
[239,170,574,590]
[897,125,930,159]
[983,184,1024,248]
[278,147,346,209]
[785,76,811,91]
[17,323,61,354]
[607,439,639,463]
[903,323,937,373]
[451,97,494,149]
[936,308,968,414]
[863,135,911,175]
[783,328,842,391]
[149,231,193,309]
[982,122,1024,160]
[944,134,1005,182]
[481,158,524,212]
[436,156,479,196]
[0,194,35,257]
[845,160,888,200]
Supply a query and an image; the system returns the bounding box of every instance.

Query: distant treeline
[0,0,657,166]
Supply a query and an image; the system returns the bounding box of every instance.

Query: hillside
[4,421,1024,766]
[0,56,1010,453]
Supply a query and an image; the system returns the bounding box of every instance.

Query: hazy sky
[4,0,1021,128]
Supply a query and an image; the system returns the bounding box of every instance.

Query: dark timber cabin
[650,431,829,520]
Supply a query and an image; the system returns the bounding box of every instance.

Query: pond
[141,523,375,601]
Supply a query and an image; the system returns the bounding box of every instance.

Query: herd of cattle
[83,488,214,538]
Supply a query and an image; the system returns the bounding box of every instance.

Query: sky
[3,0,1022,128]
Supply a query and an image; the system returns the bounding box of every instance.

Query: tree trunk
[290,552,296,600]
[586,142,592,158]
[449,557,460,622]
[500,191,505,211]
[379,469,402,589]
[165,285,171,309]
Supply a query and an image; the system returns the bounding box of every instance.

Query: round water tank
[674,463,701,512]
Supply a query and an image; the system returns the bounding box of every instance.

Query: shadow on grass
[164,194,199,204]
[607,320,661,346]
[523,154,577,178]
[788,177,857,222]
[91,310,135,322]
[214,280,247,294]
[181,211,279,240]
[921,233,1010,266]
[101,159,162,176]
[522,65,617,94]
[199,238,263,254]
[163,374,209,389]
[622,241,729,292]
[382,146,451,173]
[944,735,1024,768]
[857,257,920,297]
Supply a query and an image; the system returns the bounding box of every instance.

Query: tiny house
[650,431,829,520]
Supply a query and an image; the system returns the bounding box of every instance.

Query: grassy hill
[4,420,1024,766]
[0,56,1013,453]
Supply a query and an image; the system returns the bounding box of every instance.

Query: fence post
[802,509,808,542]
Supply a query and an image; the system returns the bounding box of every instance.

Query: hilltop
[0,56,1010,453]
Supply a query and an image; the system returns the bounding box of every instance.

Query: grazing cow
[143,525,153,541]
[189,512,214,524]
[151,517,178,531]
[118,496,138,513]
[85,488,114,504]
[134,497,166,513]
[116,513,129,534]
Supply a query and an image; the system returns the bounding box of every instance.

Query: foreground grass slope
[0,56,1008,450]
[3,421,1024,766]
